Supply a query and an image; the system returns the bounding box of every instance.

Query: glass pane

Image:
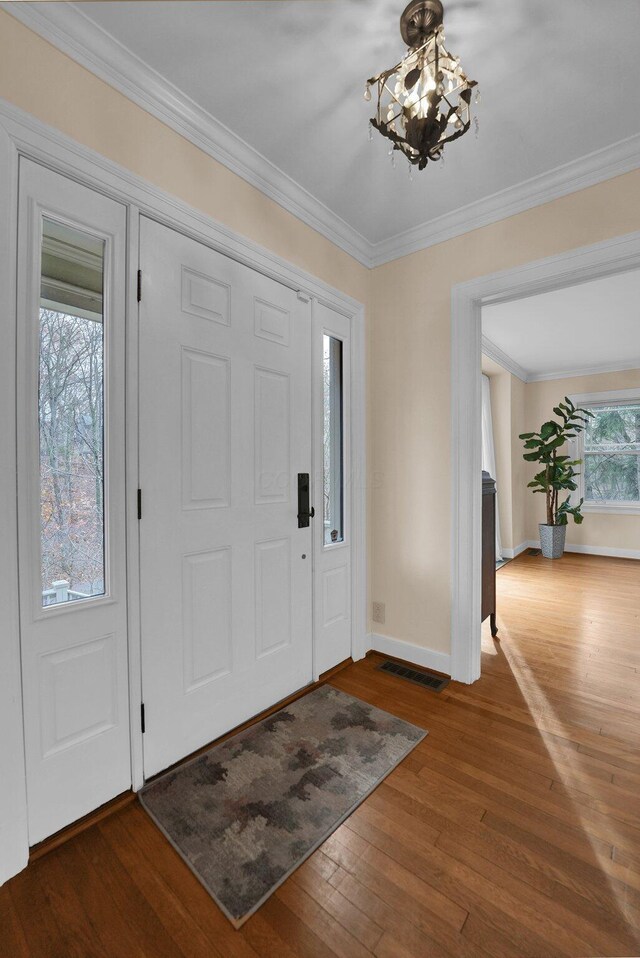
[584,403,640,454]
[585,453,640,503]
[39,218,106,607]
[323,335,344,545]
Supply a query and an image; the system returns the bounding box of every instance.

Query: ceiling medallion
[365,0,479,170]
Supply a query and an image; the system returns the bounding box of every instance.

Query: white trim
[568,387,640,406]
[371,134,640,266]
[0,97,367,882]
[526,359,640,383]
[582,503,640,516]
[481,335,527,382]
[3,3,640,270]
[0,120,29,885]
[350,303,368,663]
[368,634,451,677]
[451,231,640,686]
[125,205,144,792]
[526,540,640,561]
[500,541,529,560]
[482,338,640,385]
[1,2,372,268]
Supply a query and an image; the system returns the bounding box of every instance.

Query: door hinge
[137,488,142,520]
[140,702,146,734]
[137,269,142,302]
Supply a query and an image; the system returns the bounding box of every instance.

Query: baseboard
[526,540,640,560]
[501,541,529,560]
[367,633,451,677]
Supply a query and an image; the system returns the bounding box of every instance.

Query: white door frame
[450,230,640,684]
[0,97,367,883]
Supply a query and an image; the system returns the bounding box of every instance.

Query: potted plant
[519,396,593,559]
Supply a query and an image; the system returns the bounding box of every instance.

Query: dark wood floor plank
[73,826,187,958]
[0,884,30,958]
[8,859,88,958]
[120,804,260,958]
[31,846,111,958]
[99,813,226,958]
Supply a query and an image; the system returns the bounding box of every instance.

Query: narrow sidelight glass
[39,218,107,606]
[323,334,344,545]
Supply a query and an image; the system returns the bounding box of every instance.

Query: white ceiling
[9,1,640,265]
[482,268,640,381]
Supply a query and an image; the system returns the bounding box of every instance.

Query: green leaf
[540,421,557,439]
[519,432,535,440]
[544,436,566,451]
[523,452,541,461]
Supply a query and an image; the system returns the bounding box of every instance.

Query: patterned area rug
[139,684,427,927]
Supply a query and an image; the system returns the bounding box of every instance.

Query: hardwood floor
[2,552,639,958]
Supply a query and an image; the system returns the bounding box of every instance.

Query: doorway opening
[451,231,640,683]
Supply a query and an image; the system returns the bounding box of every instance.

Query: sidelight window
[39,218,107,606]
[322,335,344,545]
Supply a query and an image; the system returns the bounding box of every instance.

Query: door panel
[17,159,130,844]
[139,218,313,777]
[314,303,352,675]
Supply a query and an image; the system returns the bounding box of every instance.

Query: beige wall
[3,10,640,660]
[371,174,640,654]
[524,369,640,551]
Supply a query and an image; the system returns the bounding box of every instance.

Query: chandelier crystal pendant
[366,0,478,170]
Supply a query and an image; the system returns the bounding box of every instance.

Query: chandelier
[365,0,478,170]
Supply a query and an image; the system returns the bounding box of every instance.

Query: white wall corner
[501,541,530,560]
[368,633,452,678]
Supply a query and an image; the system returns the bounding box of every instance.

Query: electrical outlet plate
[372,601,385,624]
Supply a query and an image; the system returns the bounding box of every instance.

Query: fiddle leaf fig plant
[519,396,594,527]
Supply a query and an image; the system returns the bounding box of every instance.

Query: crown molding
[2,1,374,268]
[481,335,528,382]
[482,334,640,384]
[526,359,640,383]
[4,2,640,271]
[371,133,640,266]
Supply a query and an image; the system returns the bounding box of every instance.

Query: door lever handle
[297,474,315,528]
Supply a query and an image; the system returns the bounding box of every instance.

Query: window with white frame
[570,389,640,512]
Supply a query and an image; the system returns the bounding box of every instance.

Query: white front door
[17,159,131,844]
[138,217,313,777]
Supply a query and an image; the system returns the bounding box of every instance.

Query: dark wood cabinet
[482,471,498,637]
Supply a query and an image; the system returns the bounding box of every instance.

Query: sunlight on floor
[496,633,640,932]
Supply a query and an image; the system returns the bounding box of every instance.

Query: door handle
[297,473,315,528]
